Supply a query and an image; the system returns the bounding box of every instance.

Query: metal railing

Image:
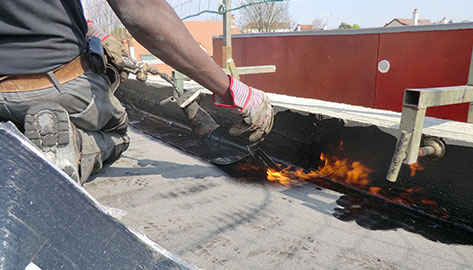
[386,47,473,182]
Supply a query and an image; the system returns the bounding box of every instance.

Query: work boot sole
[24,103,80,181]
[24,103,70,147]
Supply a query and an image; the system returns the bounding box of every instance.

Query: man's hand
[86,20,127,68]
[102,36,127,68]
[213,75,274,142]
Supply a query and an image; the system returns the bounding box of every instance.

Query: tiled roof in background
[125,20,240,75]
[393,18,433,26]
[183,20,241,56]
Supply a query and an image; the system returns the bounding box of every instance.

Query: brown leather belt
[0,55,90,92]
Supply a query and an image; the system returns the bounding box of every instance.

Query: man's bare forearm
[106,0,232,103]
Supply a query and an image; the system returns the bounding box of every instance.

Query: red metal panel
[215,34,379,107]
[213,28,473,122]
[375,29,473,121]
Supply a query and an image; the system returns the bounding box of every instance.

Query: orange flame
[409,163,424,177]
[264,148,447,217]
[368,186,382,195]
[266,153,372,187]
[267,168,294,186]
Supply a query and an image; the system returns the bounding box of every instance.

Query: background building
[123,20,241,75]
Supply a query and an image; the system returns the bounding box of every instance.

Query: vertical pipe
[222,0,232,67]
[412,9,419,26]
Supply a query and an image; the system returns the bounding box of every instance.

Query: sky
[175,0,473,29]
[289,0,473,28]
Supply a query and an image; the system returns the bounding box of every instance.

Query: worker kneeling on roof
[0,0,274,183]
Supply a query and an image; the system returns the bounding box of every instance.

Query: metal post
[226,59,240,80]
[386,85,473,182]
[467,46,473,122]
[399,106,427,165]
[386,131,412,182]
[222,0,232,67]
[386,105,426,182]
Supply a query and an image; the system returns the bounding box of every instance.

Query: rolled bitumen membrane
[0,122,196,269]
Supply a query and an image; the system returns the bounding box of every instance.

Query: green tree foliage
[338,22,361,29]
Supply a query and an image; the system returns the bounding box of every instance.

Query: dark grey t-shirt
[0,0,88,75]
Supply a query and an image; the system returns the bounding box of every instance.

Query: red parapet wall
[213,24,473,122]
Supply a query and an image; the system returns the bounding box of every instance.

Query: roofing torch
[119,57,220,138]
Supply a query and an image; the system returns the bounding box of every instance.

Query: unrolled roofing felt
[0,122,196,269]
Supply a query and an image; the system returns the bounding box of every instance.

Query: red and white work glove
[213,75,274,142]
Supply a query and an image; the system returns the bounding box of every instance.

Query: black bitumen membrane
[118,79,473,246]
[126,106,473,246]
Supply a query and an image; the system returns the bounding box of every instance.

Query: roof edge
[213,22,473,39]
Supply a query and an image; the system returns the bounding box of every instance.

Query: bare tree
[312,18,324,29]
[238,0,293,33]
[82,0,127,37]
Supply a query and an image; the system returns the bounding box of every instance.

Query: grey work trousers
[0,69,130,183]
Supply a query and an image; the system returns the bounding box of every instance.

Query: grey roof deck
[84,126,473,270]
